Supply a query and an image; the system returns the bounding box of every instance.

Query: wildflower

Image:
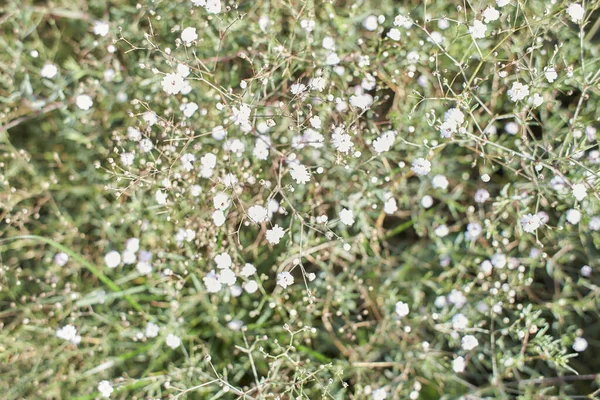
[566,209,582,224]
[566,3,585,23]
[139,138,153,152]
[461,335,479,350]
[394,15,412,27]
[93,21,109,37]
[213,192,230,211]
[465,222,482,240]
[497,0,510,6]
[448,289,467,308]
[581,265,592,277]
[204,270,222,293]
[76,94,93,110]
[372,130,396,154]
[212,126,227,140]
[383,197,398,214]
[362,15,378,31]
[372,388,388,400]
[245,280,258,294]
[572,183,587,201]
[309,77,326,91]
[411,158,431,176]
[204,0,222,13]
[54,252,69,266]
[231,103,252,129]
[104,250,121,268]
[145,322,159,338]
[452,314,469,330]
[56,325,81,345]
[339,208,355,226]
[214,252,232,269]
[240,263,256,277]
[97,380,113,398]
[491,253,507,269]
[544,66,558,83]
[127,127,141,141]
[155,190,167,205]
[218,268,237,286]
[421,195,434,208]
[530,93,544,107]
[165,334,181,349]
[309,116,322,129]
[277,271,294,288]
[507,82,530,102]
[41,63,58,79]
[387,28,401,41]
[290,83,307,95]
[162,73,185,95]
[248,205,268,223]
[573,337,588,352]
[474,189,490,203]
[469,20,487,39]
[432,175,449,190]
[266,225,285,244]
[290,163,310,184]
[483,7,500,23]
[521,213,542,233]
[452,357,466,373]
[212,210,226,226]
[120,152,134,166]
[349,93,373,110]
[434,224,449,237]
[181,27,198,45]
[395,301,409,318]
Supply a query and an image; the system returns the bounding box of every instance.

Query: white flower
[145,322,159,338]
[544,66,558,83]
[452,357,466,373]
[491,253,507,269]
[127,127,141,141]
[521,213,542,233]
[573,337,588,352]
[213,192,230,210]
[372,388,388,400]
[411,158,431,176]
[165,334,181,349]
[395,301,409,318]
[290,163,310,184]
[245,280,259,294]
[290,83,307,95]
[332,126,354,153]
[566,3,585,23]
[309,116,322,129]
[387,28,401,41]
[104,250,121,268]
[452,313,469,330]
[383,197,398,214]
[469,20,487,39]
[181,27,198,45]
[572,183,587,201]
[465,222,482,240]
[434,224,449,237]
[212,210,226,226]
[507,82,530,102]
[248,205,268,223]
[204,270,222,292]
[41,63,58,79]
[349,93,373,110]
[120,152,134,166]
[530,93,544,107]
[373,130,396,154]
[93,21,109,37]
[474,189,490,203]
[277,271,294,288]
[139,138,153,153]
[76,94,93,110]
[482,7,500,23]
[581,265,592,277]
[155,190,167,205]
[56,324,81,345]
[448,289,467,308]
[309,77,326,91]
[432,175,449,190]
[232,103,252,128]
[325,52,340,65]
[394,14,412,27]
[566,209,582,224]
[497,0,510,6]
[339,208,355,226]
[162,73,185,95]
[266,225,285,244]
[461,335,479,350]
[421,195,434,208]
[181,102,198,118]
[218,268,237,286]
[241,263,256,277]
[214,252,232,269]
[204,0,222,14]
[54,252,69,266]
[142,111,157,126]
[363,15,378,31]
[98,380,113,398]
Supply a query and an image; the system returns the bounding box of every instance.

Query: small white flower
[54,252,69,266]
[363,15,378,31]
[372,388,388,400]
[491,253,507,269]
[566,3,585,23]
[469,20,487,39]
[465,222,482,240]
[266,225,285,244]
[41,63,58,79]
[309,116,322,129]
[277,271,294,288]
[387,28,401,41]
[248,205,268,223]
[530,93,544,107]
[213,192,230,210]
[483,7,500,23]
[76,94,93,110]
[162,73,185,95]
[421,195,434,208]
[155,190,167,205]
[204,270,222,293]
[181,27,198,45]
[290,163,310,184]
[452,357,466,373]
[127,127,141,141]
[383,197,398,214]
[212,210,226,226]
[521,213,542,233]
[434,224,449,237]
[339,208,355,226]
[412,158,431,176]
[214,252,232,269]
[566,209,582,224]
[507,82,530,102]
[56,324,81,345]
[573,337,588,352]
[245,280,259,294]
[218,268,237,286]
[497,0,510,6]
[395,301,409,318]
[139,138,153,153]
[474,189,490,203]
[349,93,373,110]
[452,313,469,330]
[165,333,181,349]
[145,322,159,338]
[204,0,221,14]
[104,250,121,268]
[581,265,592,277]
[93,21,109,37]
[394,14,412,27]
[544,66,558,83]
[432,175,449,190]
[290,83,307,95]
[572,183,587,201]
[309,77,327,91]
[461,335,479,350]
[120,152,134,166]
[97,380,113,398]
[372,130,396,154]
[241,263,257,277]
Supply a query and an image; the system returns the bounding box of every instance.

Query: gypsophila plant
[1,0,600,398]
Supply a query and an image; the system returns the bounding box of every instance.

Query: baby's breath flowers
[277,271,294,288]
[97,380,113,398]
[165,334,181,349]
[56,325,81,345]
